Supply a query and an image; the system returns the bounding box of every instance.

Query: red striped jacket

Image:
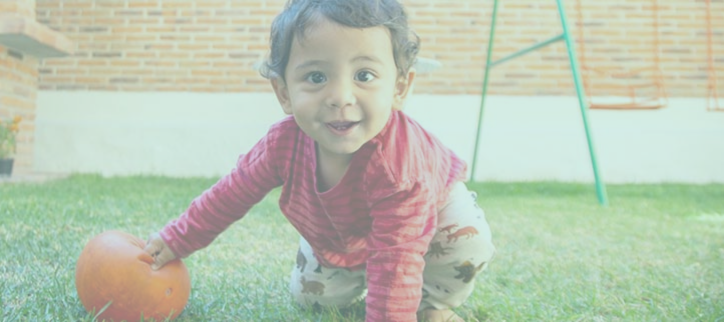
[161,110,467,321]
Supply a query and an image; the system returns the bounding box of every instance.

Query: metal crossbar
[488,34,565,68]
[471,0,609,206]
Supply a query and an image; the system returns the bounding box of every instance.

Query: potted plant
[0,116,21,177]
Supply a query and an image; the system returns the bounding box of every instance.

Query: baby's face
[272,16,411,161]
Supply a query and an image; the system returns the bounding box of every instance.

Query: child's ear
[392,69,416,110]
[271,77,293,115]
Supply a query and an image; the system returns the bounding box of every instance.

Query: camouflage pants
[289,182,495,311]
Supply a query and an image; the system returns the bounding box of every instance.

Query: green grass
[1,175,723,321]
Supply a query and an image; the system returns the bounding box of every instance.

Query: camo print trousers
[289,182,495,311]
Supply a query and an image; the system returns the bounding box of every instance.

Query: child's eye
[305,72,326,84]
[355,70,376,82]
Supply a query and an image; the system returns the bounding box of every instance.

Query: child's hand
[144,232,177,270]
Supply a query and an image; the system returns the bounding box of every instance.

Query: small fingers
[144,233,162,255]
[152,249,176,270]
[144,232,174,270]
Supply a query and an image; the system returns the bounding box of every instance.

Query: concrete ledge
[34,92,724,183]
[0,14,73,58]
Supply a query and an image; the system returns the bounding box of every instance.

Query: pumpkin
[75,230,191,321]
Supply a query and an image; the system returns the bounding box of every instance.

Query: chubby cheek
[367,100,393,130]
[373,92,396,116]
[287,92,317,116]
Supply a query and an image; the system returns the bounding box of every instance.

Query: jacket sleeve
[364,180,437,322]
[160,128,285,258]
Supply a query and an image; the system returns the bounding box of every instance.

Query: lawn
[1,175,723,321]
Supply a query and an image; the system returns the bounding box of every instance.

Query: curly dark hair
[261,0,420,80]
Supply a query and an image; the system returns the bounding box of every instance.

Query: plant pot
[0,158,14,177]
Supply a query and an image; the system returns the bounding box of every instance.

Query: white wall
[35,92,724,183]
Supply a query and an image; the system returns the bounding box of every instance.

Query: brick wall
[35,0,723,97]
[0,47,38,174]
[0,0,37,19]
[1,0,40,174]
[1,0,37,175]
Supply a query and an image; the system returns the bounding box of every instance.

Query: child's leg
[420,182,495,311]
[289,237,367,308]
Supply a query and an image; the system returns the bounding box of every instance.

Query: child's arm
[146,128,287,267]
[365,181,436,321]
[160,152,282,260]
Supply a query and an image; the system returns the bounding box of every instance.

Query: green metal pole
[470,0,499,182]
[556,0,609,205]
[489,34,564,68]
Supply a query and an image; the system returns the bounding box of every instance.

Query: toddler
[145,0,495,321]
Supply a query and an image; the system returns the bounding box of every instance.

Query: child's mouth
[327,121,359,134]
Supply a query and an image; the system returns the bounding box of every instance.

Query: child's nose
[324,78,356,108]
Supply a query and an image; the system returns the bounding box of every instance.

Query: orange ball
[75,230,191,321]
